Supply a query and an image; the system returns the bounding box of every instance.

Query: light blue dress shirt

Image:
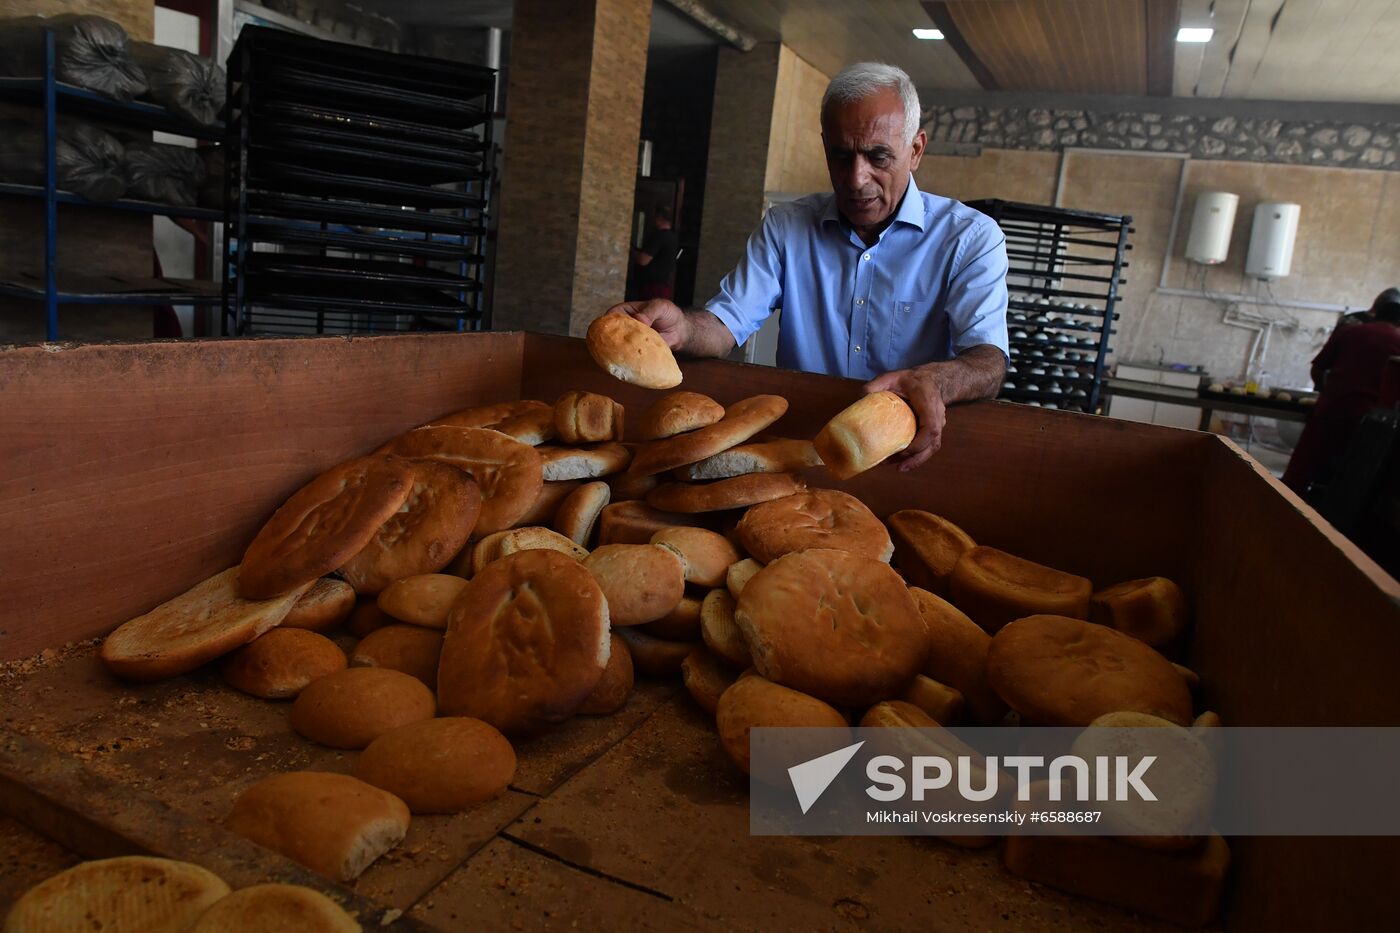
[705,175,1009,380]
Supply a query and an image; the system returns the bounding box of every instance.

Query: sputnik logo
[787,741,865,814]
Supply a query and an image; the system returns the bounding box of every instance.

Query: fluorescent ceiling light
[1176,27,1214,43]
[912,28,944,40]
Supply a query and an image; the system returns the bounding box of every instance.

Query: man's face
[822,87,926,233]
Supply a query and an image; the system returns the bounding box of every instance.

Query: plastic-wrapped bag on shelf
[0,14,147,100]
[129,42,226,128]
[0,120,127,202]
[197,146,225,210]
[124,140,205,205]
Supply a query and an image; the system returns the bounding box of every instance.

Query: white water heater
[1184,191,1238,265]
[1245,202,1301,279]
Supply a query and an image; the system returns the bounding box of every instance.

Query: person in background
[630,205,680,302]
[605,62,1008,472]
[1332,286,1400,332]
[1283,290,1400,495]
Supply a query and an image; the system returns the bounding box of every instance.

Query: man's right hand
[603,300,689,351]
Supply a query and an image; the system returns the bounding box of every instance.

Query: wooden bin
[1,332,1397,931]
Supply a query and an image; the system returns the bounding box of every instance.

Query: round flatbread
[646,473,805,513]
[735,548,928,707]
[586,312,683,389]
[736,489,893,564]
[188,884,359,933]
[437,549,610,735]
[339,459,481,594]
[638,391,725,440]
[239,455,415,599]
[5,857,229,933]
[377,426,543,536]
[426,399,556,445]
[101,567,310,682]
[628,395,788,477]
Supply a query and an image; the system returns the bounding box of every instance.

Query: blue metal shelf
[0,76,224,141]
[0,277,221,305]
[0,182,223,222]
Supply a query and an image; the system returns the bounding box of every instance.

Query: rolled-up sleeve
[704,209,784,348]
[947,219,1010,362]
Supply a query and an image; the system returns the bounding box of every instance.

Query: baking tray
[252,162,485,210]
[245,192,485,235]
[250,100,483,149]
[253,120,485,166]
[244,255,481,290]
[248,141,484,186]
[238,221,482,262]
[252,63,485,126]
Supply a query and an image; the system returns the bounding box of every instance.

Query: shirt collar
[820,173,928,235]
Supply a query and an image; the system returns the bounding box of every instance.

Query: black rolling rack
[967,200,1132,414]
[222,26,494,336]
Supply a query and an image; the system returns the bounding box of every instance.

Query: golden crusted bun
[471,526,588,575]
[700,588,750,668]
[582,544,686,626]
[651,527,741,587]
[282,578,356,632]
[514,480,581,528]
[5,857,229,933]
[887,509,976,597]
[555,481,611,546]
[673,438,823,481]
[339,459,481,594]
[290,667,436,748]
[596,500,697,545]
[377,426,543,536]
[350,624,444,689]
[607,468,661,502]
[638,594,702,641]
[586,311,683,389]
[736,548,927,707]
[949,546,1092,633]
[715,675,847,773]
[353,717,516,814]
[629,395,788,477]
[813,391,916,480]
[1089,576,1189,649]
[577,632,634,715]
[224,772,409,882]
[438,549,610,734]
[725,558,762,599]
[680,646,741,715]
[426,399,556,446]
[614,626,695,678]
[221,628,346,699]
[101,568,309,682]
[647,473,805,514]
[553,390,625,444]
[540,443,633,482]
[239,455,415,599]
[187,884,360,933]
[735,489,893,564]
[986,614,1193,726]
[638,391,724,440]
[900,674,964,725]
[907,587,1005,724]
[859,698,939,729]
[377,573,468,629]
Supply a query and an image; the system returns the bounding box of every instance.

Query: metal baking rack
[966,199,1132,414]
[0,30,224,341]
[222,26,494,336]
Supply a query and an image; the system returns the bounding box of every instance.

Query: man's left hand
[862,368,946,472]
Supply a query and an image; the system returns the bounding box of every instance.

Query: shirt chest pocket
[867,297,923,372]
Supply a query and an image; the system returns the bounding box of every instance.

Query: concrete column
[693,44,832,307]
[493,0,652,336]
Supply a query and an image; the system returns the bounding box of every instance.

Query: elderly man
[606,61,1008,471]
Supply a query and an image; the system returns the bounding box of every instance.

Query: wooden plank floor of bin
[500,694,1202,932]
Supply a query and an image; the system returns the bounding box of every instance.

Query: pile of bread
[77,314,1223,926]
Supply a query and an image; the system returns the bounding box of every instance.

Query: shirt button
[854,345,861,352]
[862,254,871,262]
[856,298,865,305]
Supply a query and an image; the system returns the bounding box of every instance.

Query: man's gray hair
[821,62,922,143]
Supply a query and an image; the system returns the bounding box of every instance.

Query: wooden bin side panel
[0,333,523,659]
[521,333,1208,589]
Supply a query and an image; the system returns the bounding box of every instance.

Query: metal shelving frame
[0,30,225,340]
[222,26,495,337]
[968,199,1133,414]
